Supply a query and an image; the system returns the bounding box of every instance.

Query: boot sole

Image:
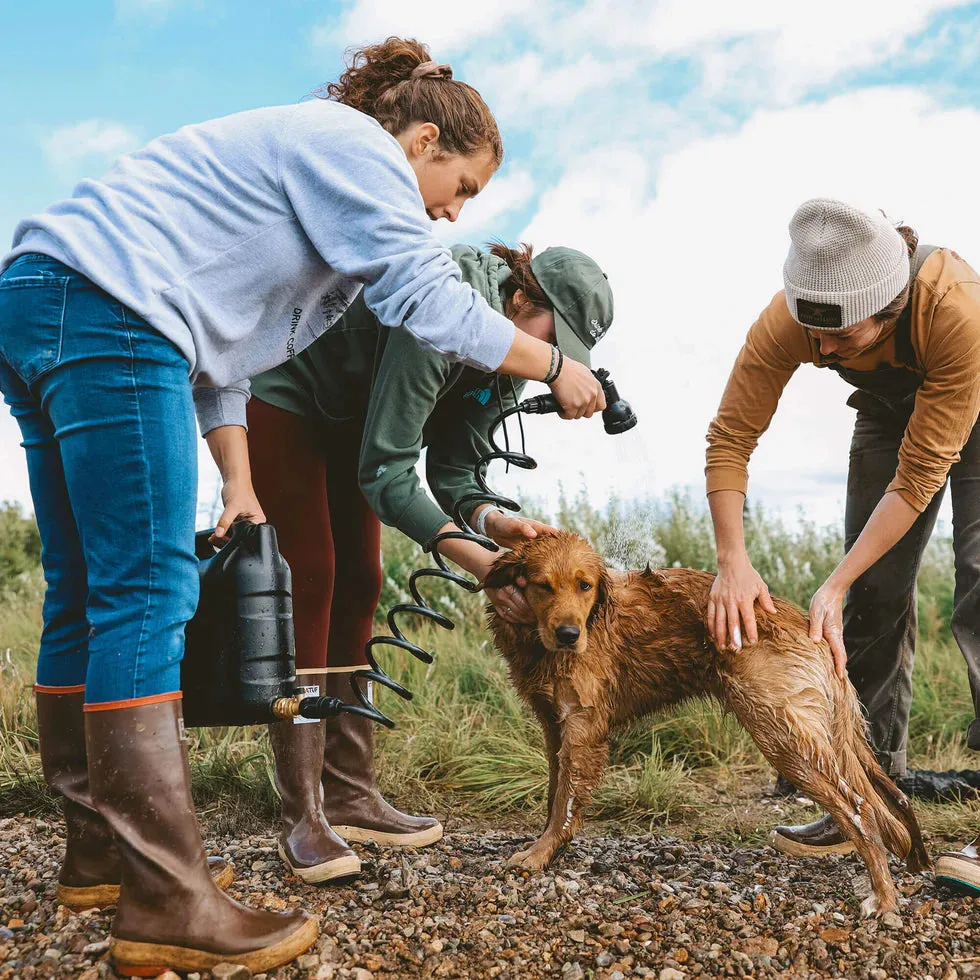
[110,915,318,977]
[769,830,856,858]
[936,856,980,894]
[58,861,235,912]
[332,822,444,848]
[277,843,361,883]
[57,882,120,912]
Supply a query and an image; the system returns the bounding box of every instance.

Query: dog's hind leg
[814,790,899,918]
[767,740,900,917]
[773,745,899,917]
[723,675,899,916]
[506,706,608,873]
[841,714,931,872]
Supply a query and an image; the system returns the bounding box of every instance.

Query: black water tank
[181,522,297,726]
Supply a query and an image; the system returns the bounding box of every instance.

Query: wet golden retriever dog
[485,532,930,917]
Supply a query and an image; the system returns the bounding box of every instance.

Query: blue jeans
[0,254,198,702]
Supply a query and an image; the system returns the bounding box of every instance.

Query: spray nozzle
[518,368,637,435]
[593,368,637,435]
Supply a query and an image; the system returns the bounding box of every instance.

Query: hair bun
[319,38,500,164]
[410,60,453,80]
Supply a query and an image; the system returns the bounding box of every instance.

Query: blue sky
[2,0,980,529]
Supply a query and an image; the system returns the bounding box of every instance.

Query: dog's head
[485,531,611,655]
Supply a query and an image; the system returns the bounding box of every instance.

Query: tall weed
[0,491,969,827]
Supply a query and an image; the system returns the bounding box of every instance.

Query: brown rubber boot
[321,672,443,847]
[85,693,317,976]
[35,685,232,911]
[268,673,360,884]
[769,813,856,857]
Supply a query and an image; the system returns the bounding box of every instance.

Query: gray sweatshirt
[2,100,516,434]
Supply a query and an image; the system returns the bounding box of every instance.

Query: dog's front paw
[860,894,899,919]
[505,846,552,872]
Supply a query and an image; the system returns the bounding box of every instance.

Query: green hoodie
[250,245,527,546]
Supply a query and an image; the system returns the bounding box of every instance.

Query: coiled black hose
[343,369,635,728]
[346,402,531,728]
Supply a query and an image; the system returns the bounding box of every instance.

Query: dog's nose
[555,625,580,646]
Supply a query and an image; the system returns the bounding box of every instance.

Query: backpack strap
[911,243,939,279]
[895,243,939,368]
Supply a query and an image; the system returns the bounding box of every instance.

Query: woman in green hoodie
[246,241,614,884]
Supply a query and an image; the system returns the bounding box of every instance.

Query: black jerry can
[181,522,297,726]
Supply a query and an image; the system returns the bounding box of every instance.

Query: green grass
[2,497,978,846]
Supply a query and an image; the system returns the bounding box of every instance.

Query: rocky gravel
[2,813,979,979]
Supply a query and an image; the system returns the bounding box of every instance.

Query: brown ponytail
[873,223,919,325]
[318,37,503,165]
[489,242,551,312]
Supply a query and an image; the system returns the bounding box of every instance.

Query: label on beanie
[796,298,843,329]
[293,684,320,725]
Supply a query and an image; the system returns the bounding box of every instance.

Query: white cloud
[313,1,528,57]
[41,120,140,182]
[611,0,967,55]
[326,0,972,112]
[472,53,635,123]
[433,169,535,245]
[656,0,976,101]
[488,86,980,524]
[578,0,973,76]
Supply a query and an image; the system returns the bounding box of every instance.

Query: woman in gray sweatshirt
[0,37,603,975]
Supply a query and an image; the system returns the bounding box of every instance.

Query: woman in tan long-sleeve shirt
[705,198,980,893]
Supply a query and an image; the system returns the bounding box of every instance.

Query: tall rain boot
[35,685,233,912]
[85,693,317,976]
[268,672,360,884]
[321,671,443,847]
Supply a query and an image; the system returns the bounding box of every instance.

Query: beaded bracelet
[543,345,564,385]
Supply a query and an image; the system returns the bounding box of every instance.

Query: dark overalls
[829,268,980,776]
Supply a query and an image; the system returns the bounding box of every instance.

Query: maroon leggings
[246,397,382,670]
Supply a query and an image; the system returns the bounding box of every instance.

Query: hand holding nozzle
[520,368,637,435]
[549,358,605,419]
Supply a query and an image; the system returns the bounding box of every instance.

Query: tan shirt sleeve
[887,281,980,511]
[705,293,813,496]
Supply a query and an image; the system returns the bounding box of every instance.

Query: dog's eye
[530,579,553,593]
[579,581,593,592]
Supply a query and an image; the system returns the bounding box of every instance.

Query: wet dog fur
[485,532,930,917]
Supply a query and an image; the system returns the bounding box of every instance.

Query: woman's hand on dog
[707,554,776,652]
[437,518,536,624]
[484,509,558,550]
[484,580,535,624]
[808,579,848,680]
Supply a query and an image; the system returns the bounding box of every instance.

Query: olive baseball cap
[530,247,614,367]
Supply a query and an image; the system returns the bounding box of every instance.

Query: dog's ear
[484,550,527,590]
[587,565,615,625]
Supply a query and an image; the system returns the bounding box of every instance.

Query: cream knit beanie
[783,198,910,331]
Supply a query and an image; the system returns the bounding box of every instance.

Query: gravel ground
[2,813,979,980]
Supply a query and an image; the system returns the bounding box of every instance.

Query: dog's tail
[834,685,932,872]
